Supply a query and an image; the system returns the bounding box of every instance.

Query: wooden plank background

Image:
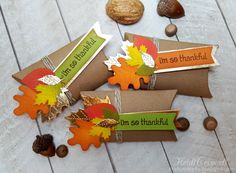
[0,0,235,172]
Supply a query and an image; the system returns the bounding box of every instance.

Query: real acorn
[56,145,69,158]
[157,0,185,19]
[175,117,190,131]
[203,116,218,131]
[32,134,55,157]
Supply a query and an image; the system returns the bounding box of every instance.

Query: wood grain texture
[171,0,236,172]
[0,8,52,173]
[0,0,235,172]
[54,0,173,172]
[118,0,232,172]
[216,0,236,43]
[0,0,114,173]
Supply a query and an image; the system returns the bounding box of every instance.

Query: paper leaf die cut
[108,58,150,90]
[90,118,114,140]
[21,68,54,91]
[82,95,111,108]
[68,120,101,151]
[35,83,62,106]
[13,85,49,119]
[38,75,61,85]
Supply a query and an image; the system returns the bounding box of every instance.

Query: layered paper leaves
[68,120,101,151]
[67,96,119,151]
[35,83,62,106]
[105,36,158,90]
[108,58,150,90]
[90,118,113,140]
[13,68,64,120]
[13,85,49,119]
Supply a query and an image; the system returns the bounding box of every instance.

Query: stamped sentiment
[155,46,219,73]
[54,22,112,87]
[116,111,178,130]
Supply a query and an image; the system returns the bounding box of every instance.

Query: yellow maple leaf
[126,46,143,67]
[35,83,62,106]
[139,45,147,53]
[90,118,112,140]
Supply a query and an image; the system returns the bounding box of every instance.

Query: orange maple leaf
[13,85,49,120]
[67,120,101,151]
[108,58,150,90]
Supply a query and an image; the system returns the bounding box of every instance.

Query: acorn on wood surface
[56,145,69,158]
[203,116,218,131]
[157,0,185,19]
[165,24,177,37]
[32,134,55,157]
[106,0,144,25]
[175,117,190,131]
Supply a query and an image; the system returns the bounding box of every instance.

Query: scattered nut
[32,134,55,157]
[56,145,69,158]
[106,0,144,25]
[157,0,185,19]
[203,116,218,131]
[165,24,177,37]
[175,117,190,131]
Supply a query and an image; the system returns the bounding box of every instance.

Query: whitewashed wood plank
[0,9,52,173]
[1,0,114,173]
[55,0,172,172]
[56,0,122,57]
[1,0,69,69]
[169,0,236,172]
[118,0,231,172]
[216,0,236,43]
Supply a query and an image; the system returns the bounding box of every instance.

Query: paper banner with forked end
[12,22,112,102]
[80,90,178,142]
[125,33,218,98]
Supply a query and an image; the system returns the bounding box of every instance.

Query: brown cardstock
[80,90,178,142]
[125,33,212,98]
[12,36,112,102]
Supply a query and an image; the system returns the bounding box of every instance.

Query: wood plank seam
[201,97,232,173]
[53,1,117,172]
[169,17,232,173]
[105,143,118,173]
[0,4,54,173]
[116,22,174,172]
[161,142,174,173]
[214,0,236,48]
[54,0,71,42]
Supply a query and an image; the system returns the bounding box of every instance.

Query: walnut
[106,0,144,25]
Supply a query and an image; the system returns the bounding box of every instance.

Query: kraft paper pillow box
[124,32,215,98]
[80,90,178,142]
[12,27,112,104]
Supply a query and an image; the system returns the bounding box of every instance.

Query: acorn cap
[32,134,55,157]
[157,0,185,19]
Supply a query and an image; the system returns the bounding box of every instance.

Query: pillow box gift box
[124,32,214,98]
[80,89,178,142]
[12,35,112,103]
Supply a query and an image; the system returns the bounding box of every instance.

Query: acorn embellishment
[157,0,185,19]
[32,134,55,157]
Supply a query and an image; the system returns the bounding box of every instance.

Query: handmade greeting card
[105,32,219,97]
[66,90,180,151]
